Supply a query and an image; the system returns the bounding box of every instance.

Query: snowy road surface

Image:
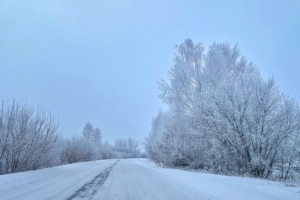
[0,159,299,200]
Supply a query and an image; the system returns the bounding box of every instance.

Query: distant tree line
[0,102,141,175]
[145,39,300,181]
[113,138,140,158]
[60,122,141,164]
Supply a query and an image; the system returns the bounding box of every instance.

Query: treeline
[0,101,141,175]
[60,122,141,163]
[145,39,300,181]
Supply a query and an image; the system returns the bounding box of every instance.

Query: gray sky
[1,0,300,143]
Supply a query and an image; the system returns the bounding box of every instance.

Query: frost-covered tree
[146,39,300,180]
[127,138,139,152]
[82,122,94,141]
[81,122,102,159]
[60,136,98,164]
[115,138,128,149]
[114,138,140,158]
[59,122,104,163]
[93,128,102,146]
[0,101,60,174]
[101,141,115,159]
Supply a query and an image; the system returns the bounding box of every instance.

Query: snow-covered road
[95,159,299,200]
[0,159,118,200]
[0,159,299,200]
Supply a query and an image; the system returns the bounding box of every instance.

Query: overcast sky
[1,0,300,144]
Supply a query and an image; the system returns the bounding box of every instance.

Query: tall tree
[146,39,300,179]
[82,122,94,141]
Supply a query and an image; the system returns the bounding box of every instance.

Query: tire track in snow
[67,160,119,200]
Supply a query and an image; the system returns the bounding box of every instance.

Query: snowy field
[0,159,299,200]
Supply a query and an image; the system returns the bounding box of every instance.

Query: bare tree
[0,101,60,174]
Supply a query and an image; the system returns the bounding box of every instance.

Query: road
[0,159,299,200]
[94,159,203,200]
[0,159,118,200]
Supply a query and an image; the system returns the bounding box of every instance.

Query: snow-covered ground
[0,159,118,200]
[0,158,299,200]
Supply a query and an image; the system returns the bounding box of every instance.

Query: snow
[0,159,118,200]
[0,158,299,200]
[95,159,300,200]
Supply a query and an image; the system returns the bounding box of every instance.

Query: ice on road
[0,158,299,200]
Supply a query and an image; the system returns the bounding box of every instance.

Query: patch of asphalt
[67,160,119,200]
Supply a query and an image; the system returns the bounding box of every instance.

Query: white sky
[0,0,300,143]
